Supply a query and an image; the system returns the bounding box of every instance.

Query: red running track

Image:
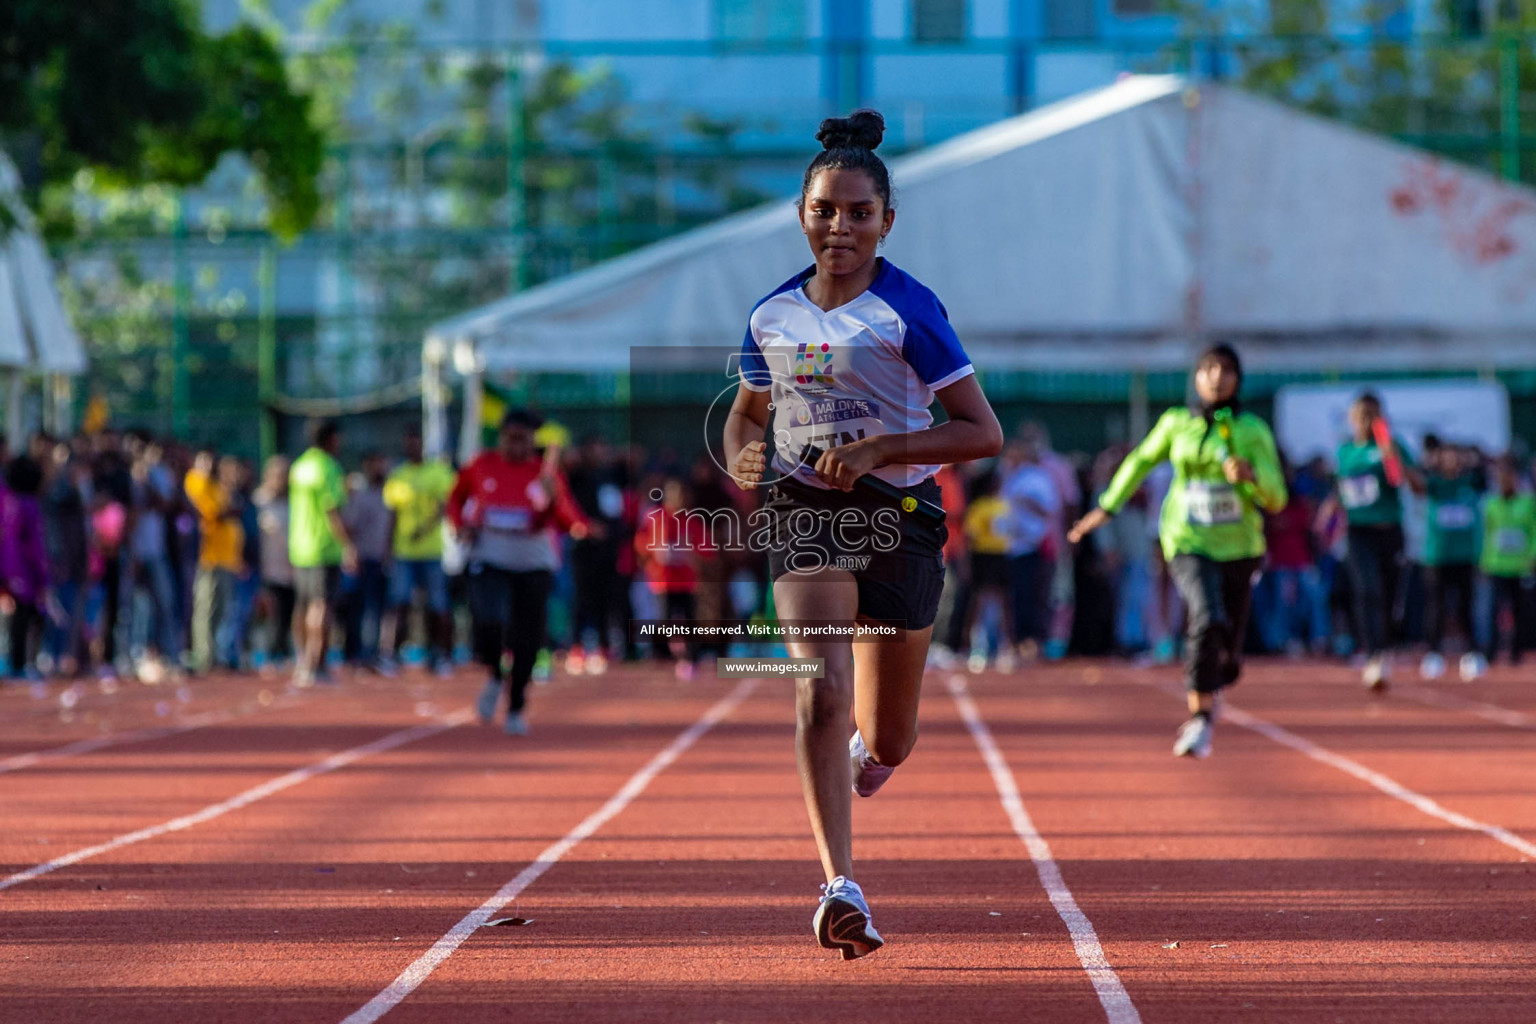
[1,659,1533,1023]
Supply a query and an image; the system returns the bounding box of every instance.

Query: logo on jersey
[795,342,834,391]
[807,398,878,425]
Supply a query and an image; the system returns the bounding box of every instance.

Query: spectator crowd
[2,406,1533,697]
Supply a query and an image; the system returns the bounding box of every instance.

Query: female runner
[723,109,1003,960]
[1069,344,1286,759]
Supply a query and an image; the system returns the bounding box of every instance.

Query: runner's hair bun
[816,109,885,152]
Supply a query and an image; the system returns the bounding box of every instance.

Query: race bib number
[1495,527,1528,555]
[1434,504,1475,531]
[1186,481,1243,526]
[1339,474,1381,509]
[483,507,533,532]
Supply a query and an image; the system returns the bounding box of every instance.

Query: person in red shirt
[448,409,590,736]
[635,476,717,680]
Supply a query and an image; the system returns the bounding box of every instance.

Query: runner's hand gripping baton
[1370,416,1404,487]
[801,444,947,531]
[1213,408,1258,505]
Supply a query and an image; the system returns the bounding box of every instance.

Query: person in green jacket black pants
[1069,344,1287,759]
[1480,454,1536,668]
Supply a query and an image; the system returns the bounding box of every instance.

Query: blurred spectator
[1000,435,1060,662]
[254,455,295,668]
[380,424,455,675]
[184,450,244,674]
[2,456,48,680]
[961,468,1014,671]
[1255,458,1329,656]
[341,452,392,671]
[1420,442,1482,680]
[289,419,355,687]
[1480,454,1535,666]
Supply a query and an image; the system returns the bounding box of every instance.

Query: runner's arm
[1098,412,1176,516]
[724,386,772,490]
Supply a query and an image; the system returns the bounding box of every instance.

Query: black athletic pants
[1344,524,1404,658]
[1484,575,1533,663]
[1168,554,1262,695]
[1424,563,1475,654]
[469,566,551,715]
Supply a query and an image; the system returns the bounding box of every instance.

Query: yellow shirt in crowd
[184,469,245,572]
[383,459,455,561]
[964,495,1014,556]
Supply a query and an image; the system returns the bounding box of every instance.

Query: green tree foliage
[1176,0,1532,182]
[0,0,323,237]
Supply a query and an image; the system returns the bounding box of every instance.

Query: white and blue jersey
[739,259,974,490]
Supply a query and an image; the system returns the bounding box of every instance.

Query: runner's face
[1193,357,1238,405]
[1348,403,1376,441]
[800,169,893,279]
[499,424,534,462]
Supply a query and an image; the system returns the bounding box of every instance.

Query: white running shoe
[1362,655,1390,693]
[813,876,884,961]
[849,730,895,798]
[966,651,988,674]
[1459,652,1487,682]
[1172,716,1214,759]
[503,712,529,737]
[477,679,501,725]
[1419,652,1446,680]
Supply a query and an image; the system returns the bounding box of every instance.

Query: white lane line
[1217,702,1536,860]
[947,675,1142,1024]
[0,708,473,892]
[1392,684,1536,730]
[341,677,760,1024]
[0,694,307,775]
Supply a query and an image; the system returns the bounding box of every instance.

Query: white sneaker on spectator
[966,651,988,674]
[1459,652,1487,682]
[1419,652,1446,680]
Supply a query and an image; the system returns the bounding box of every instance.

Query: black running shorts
[763,474,948,630]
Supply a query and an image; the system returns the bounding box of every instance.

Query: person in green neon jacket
[1069,344,1287,760]
[1480,454,1536,667]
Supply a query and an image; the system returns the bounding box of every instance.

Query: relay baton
[801,444,946,530]
[1213,408,1258,504]
[1370,417,1403,487]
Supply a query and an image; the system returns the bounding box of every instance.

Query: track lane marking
[0,693,309,775]
[947,675,1143,1024]
[341,677,759,1024]
[1142,679,1536,860]
[1392,684,1536,730]
[0,708,473,892]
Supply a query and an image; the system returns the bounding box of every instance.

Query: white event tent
[0,150,88,441]
[424,74,1536,455]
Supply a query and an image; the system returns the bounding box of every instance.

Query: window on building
[913,0,966,42]
[1046,0,1099,39]
[716,0,807,42]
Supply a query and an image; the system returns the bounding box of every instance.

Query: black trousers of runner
[469,566,551,715]
[1344,524,1404,658]
[1168,554,1262,695]
[1423,563,1475,654]
[1484,575,1533,663]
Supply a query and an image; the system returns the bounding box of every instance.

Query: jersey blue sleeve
[739,323,771,392]
[872,264,973,389]
[901,294,973,389]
